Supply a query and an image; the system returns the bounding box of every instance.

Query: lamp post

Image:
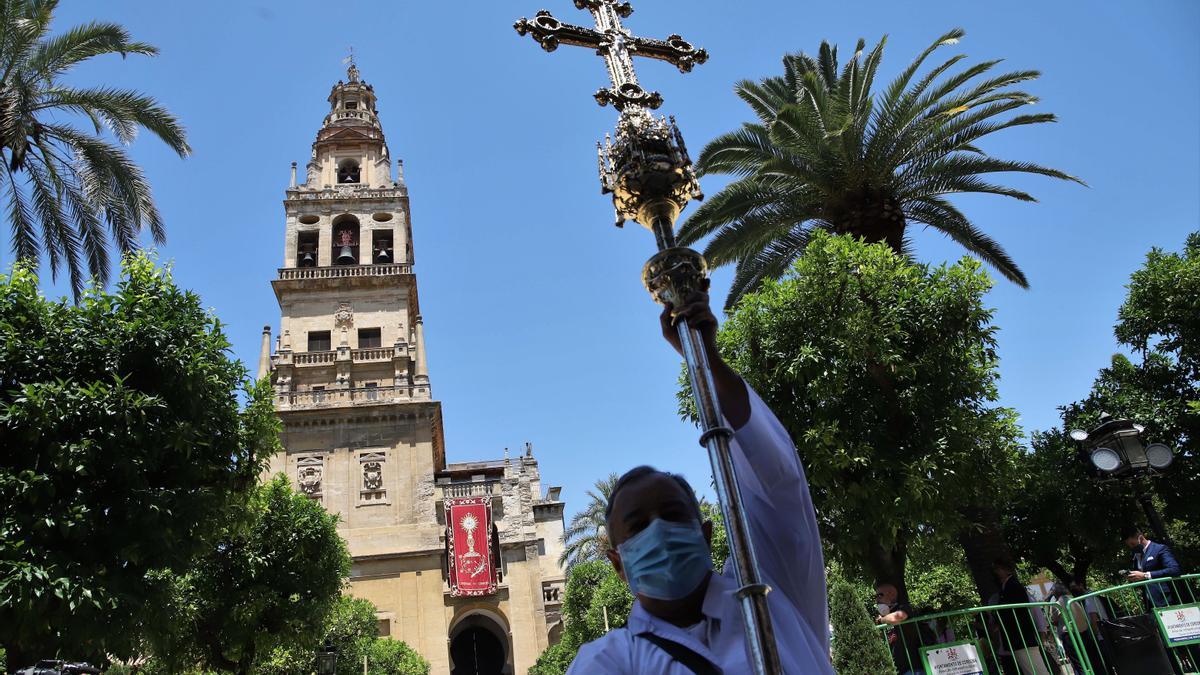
[1070,414,1175,543]
[316,641,338,675]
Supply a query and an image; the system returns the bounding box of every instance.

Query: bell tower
[262,64,567,675]
[267,62,443,559]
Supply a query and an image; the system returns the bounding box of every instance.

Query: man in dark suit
[1122,525,1183,608]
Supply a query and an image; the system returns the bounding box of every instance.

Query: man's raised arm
[661,288,828,641]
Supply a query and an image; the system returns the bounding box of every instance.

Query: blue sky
[21,1,1200,515]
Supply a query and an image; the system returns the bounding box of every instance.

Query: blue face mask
[617,518,712,601]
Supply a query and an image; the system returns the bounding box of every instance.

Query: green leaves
[688,232,1021,586]
[530,560,631,674]
[682,29,1081,307]
[0,255,277,665]
[829,577,895,674]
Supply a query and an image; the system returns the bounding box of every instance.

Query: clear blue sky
[21,1,1200,516]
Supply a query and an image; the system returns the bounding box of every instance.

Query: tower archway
[448,608,512,675]
[331,215,360,266]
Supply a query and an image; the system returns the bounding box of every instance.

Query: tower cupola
[301,63,395,190]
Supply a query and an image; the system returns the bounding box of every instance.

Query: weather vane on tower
[514,3,782,673]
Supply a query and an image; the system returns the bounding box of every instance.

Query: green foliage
[559,560,612,637]
[679,31,1081,307]
[0,257,277,668]
[366,638,429,675]
[1007,231,1200,583]
[254,596,427,675]
[148,476,350,674]
[528,642,576,675]
[829,578,894,674]
[904,537,978,614]
[700,500,729,572]
[560,474,617,569]
[685,231,1021,592]
[583,572,634,637]
[0,0,190,297]
[1116,232,1200,377]
[531,559,633,675]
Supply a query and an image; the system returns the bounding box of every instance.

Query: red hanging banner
[446,496,497,597]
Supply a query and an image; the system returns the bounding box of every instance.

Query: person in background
[1069,581,1112,675]
[1121,525,1182,608]
[991,559,1053,675]
[1049,583,1097,674]
[875,582,934,675]
[932,616,955,644]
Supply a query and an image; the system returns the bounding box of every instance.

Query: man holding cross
[566,288,833,674]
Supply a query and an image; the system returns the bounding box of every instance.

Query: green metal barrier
[872,575,1200,675]
[1062,572,1200,675]
[876,601,1069,675]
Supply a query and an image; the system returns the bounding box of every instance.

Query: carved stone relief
[334,302,354,329]
[358,451,387,504]
[297,455,323,497]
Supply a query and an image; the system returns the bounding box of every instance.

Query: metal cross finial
[343,47,360,82]
[514,1,708,110]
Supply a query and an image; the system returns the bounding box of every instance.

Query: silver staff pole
[515,3,782,671]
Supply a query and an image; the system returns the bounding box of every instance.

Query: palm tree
[679,29,1083,308]
[559,473,618,569]
[0,0,189,298]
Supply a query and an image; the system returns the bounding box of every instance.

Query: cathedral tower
[265,65,566,675]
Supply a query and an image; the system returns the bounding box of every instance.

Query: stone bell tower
[261,64,567,675]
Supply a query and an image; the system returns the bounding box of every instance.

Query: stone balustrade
[352,347,395,362]
[440,481,499,500]
[276,384,413,409]
[277,263,412,281]
[293,351,337,365]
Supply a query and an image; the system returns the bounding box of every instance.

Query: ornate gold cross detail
[514,0,708,110]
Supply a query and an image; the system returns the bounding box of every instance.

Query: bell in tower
[332,218,360,265]
[338,158,361,184]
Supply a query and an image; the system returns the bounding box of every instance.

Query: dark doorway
[450,625,505,675]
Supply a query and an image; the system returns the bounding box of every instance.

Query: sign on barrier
[1155,603,1200,647]
[919,640,988,675]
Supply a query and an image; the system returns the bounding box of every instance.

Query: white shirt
[568,384,833,674]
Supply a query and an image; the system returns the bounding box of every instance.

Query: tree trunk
[867,535,911,603]
[957,505,1011,604]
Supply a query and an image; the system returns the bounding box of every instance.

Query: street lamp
[316,641,338,675]
[1071,413,1176,542]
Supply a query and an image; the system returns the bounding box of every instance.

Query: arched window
[331,216,360,266]
[337,158,361,184]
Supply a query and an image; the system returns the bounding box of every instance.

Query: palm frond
[905,196,1028,287]
[27,21,155,77]
[695,125,785,178]
[727,229,817,308]
[0,4,185,297]
[690,28,1079,307]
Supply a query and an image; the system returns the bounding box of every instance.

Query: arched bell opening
[296,231,319,268]
[337,158,361,184]
[331,215,360,266]
[372,230,394,264]
[448,609,512,675]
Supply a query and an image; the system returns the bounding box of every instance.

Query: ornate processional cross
[515,1,707,237]
[514,1,708,111]
[514,3,784,673]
